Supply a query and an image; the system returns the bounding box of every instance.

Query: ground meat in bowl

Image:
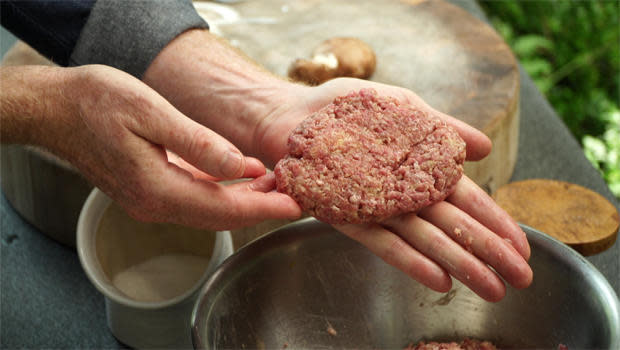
[405,338,497,350]
[274,89,466,224]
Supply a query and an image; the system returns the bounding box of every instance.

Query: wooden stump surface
[493,179,619,256]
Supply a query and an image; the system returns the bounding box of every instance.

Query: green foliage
[584,106,620,197]
[481,0,620,198]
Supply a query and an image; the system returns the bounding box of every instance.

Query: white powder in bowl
[96,201,218,303]
[112,254,209,302]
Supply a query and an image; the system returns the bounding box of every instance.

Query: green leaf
[479,0,620,199]
[607,170,620,197]
[608,169,620,184]
[609,184,620,197]
[491,18,514,42]
[583,135,607,162]
[603,108,620,124]
[512,35,554,57]
[534,79,554,94]
[521,58,553,77]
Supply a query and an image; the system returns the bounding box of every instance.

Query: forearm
[142,29,299,159]
[0,66,76,147]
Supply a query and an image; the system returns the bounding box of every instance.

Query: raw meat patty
[274,89,466,224]
[405,338,498,350]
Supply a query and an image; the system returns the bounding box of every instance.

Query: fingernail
[220,151,244,178]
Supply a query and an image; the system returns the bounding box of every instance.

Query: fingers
[133,100,259,179]
[448,176,531,260]
[419,201,533,289]
[169,120,246,179]
[430,110,492,161]
[148,161,302,230]
[117,140,300,230]
[243,157,268,178]
[394,89,492,161]
[383,214,507,302]
[166,150,219,182]
[335,223,452,293]
[167,150,266,181]
[227,171,278,193]
[223,190,302,227]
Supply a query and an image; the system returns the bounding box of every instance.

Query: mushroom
[288,37,376,85]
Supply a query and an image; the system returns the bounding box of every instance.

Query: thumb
[133,100,257,179]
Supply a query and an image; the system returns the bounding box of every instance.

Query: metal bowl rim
[191,218,620,349]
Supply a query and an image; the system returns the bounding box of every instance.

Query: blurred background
[480,0,620,198]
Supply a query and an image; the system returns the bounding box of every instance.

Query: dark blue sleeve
[1,0,96,66]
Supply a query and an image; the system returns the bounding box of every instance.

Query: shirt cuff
[69,0,208,78]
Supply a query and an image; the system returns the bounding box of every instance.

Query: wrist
[142,29,302,157]
[0,66,76,146]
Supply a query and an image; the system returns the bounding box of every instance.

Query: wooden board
[492,179,619,256]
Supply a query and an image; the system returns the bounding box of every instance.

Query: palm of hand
[258,78,533,302]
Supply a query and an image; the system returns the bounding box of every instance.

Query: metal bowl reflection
[192,218,619,349]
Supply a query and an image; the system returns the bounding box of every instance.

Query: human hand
[1,65,301,230]
[138,30,531,300]
[254,78,532,301]
[254,78,493,167]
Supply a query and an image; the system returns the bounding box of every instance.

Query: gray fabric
[70,0,208,78]
[1,194,127,349]
[0,26,17,58]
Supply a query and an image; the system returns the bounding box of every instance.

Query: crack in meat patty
[274,89,466,224]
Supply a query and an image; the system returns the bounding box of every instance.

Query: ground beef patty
[274,89,466,224]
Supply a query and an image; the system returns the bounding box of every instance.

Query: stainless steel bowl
[192,218,620,349]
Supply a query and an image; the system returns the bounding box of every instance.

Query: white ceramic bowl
[77,188,233,349]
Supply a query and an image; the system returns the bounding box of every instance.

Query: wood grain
[492,179,619,256]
